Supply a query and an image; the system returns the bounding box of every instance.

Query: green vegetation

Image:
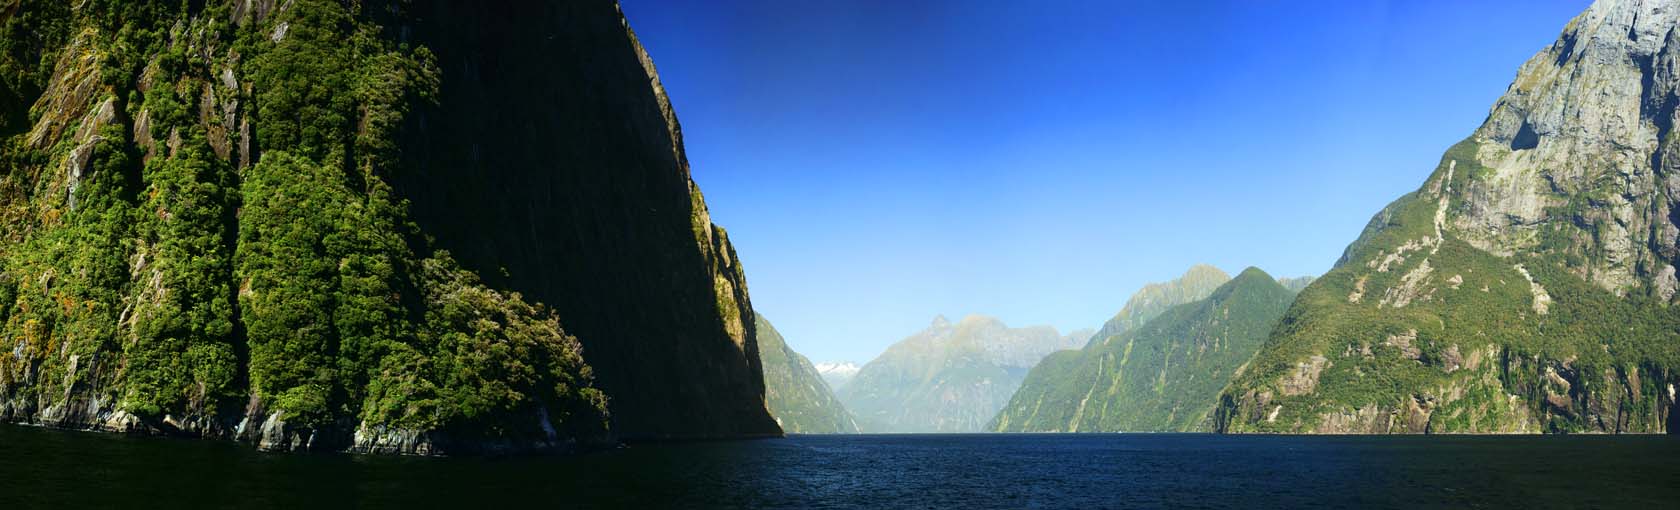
[993,268,1297,432]
[1217,138,1680,434]
[0,0,606,449]
[756,316,858,434]
[1083,264,1230,347]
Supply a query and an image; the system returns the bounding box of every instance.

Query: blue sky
[618,0,1591,364]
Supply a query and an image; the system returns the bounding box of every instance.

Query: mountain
[757,317,858,434]
[1084,264,1231,347]
[1277,276,1317,293]
[815,362,861,390]
[0,0,777,453]
[1217,0,1680,434]
[837,315,1085,433]
[993,268,1298,432]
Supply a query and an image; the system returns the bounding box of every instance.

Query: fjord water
[2,425,1675,509]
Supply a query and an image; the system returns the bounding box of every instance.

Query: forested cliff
[0,0,778,454]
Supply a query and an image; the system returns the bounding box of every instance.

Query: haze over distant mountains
[836,315,1087,433]
[814,362,861,390]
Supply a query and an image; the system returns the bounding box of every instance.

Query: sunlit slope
[758,316,859,433]
[1217,0,1680,434]
[994,268,1296,432]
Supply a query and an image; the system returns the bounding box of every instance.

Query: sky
[618,0,1592,364]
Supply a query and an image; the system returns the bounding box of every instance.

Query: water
[1,425,1676,509]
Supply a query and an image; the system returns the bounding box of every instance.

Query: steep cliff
[994,268,1296,432]
[1217,0,1680,434]
[838,315,1085,433]
[389,0,775,441]
[0,0,776,453]
[757,316,858,434]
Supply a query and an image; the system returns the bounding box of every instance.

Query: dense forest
[0,0,776,453]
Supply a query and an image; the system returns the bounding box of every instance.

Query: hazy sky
[618,0,1591,364]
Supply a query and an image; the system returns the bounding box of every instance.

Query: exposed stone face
[1278,356,1328,397]
[1217,0,1680,435]
[1468,0,1680,297]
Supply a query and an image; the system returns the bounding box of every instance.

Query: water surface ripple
[2,426,1675,508]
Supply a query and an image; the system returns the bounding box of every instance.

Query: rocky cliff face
[756,316,858,434]
[994,268,1296,433]
[837,315,1084,433]
[390,0,776,441]
[0,0,776,453]
[1217,0,1680,434]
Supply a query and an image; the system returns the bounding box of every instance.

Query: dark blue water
[1,425,1676,509]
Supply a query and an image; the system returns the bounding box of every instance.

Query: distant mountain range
[1082,265,1231,348]
[994,267,1298,432]
[837,315,1087,433]
[815,362,862,390]
[1277,276,1317,293]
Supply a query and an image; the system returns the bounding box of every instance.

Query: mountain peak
[930,314,952,328]
[842,315,1083,432]
[1184,264,1228,280]
[814,361,860,375]
[1219,0,1680,434]
[1086,264,1234,345]
[1276,275,1317,293]
[996,262,1297,433]
[1206,266,1290,304]
[956,314,1004,327]
[1234,266,1273,281]
[1448,0,1680,298]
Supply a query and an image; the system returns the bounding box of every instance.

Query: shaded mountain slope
[0,0,775,453]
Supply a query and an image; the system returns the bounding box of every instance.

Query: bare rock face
[1217,0,1680,435]
[1468,0,1680,295]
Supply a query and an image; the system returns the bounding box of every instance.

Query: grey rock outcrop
[1466,0,1680,297]
[1217,0,1680,434]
